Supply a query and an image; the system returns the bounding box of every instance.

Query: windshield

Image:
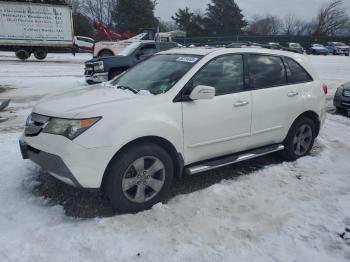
[117,42,142,56]
[313,44,324,48]
[111,54,202,95]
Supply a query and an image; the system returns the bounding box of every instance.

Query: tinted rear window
[248,54,287,89]
[286,58,313,84]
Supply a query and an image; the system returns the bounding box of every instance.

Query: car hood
[335,45,349,49]
[33,84,141,118]
[85,55,128,64]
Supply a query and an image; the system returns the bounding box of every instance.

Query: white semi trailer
[0,1,74,60]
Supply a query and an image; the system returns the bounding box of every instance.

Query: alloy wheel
[293,124,313,156]
[121,156,165,203]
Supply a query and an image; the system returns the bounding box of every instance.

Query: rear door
[248,54,307,147]
[182,54,252,164]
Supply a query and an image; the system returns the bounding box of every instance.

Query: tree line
[6,0,350,38]
[173,0,350,37]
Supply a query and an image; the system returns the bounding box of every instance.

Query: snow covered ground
[0,52,350,261]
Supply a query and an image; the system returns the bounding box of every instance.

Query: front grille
[84,65,94,76]
[25,113,50,137]
[343,90,350,97]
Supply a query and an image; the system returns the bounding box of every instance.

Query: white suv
[20,47,327,213]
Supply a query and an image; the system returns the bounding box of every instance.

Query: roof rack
[226,42,301,54]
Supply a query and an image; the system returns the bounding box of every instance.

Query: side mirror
[189,85,215,100]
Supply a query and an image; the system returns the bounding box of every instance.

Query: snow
[1,52,350,261]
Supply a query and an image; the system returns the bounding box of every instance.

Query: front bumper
[20,139,82,187]
[85,72,108,84]
[334,94,350,109]
[335,49,349,55]
[19,133,117,189]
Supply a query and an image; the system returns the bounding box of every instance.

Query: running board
[185,144,285,175]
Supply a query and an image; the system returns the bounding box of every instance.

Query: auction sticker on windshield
[176,57,199,63]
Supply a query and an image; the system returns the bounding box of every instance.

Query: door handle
[287,91,299,97]
[234,101,249,107]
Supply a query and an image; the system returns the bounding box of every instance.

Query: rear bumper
[85,72,108,83]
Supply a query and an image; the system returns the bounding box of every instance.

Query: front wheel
[281,117,316,161]
[104,143,174,213]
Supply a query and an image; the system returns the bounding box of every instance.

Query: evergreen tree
[205,0,247,36]
[172,8,206,37]
[112,0,158,34]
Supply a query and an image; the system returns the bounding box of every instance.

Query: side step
[185,144,284,175]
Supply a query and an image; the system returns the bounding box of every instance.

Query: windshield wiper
[116,85,139,94]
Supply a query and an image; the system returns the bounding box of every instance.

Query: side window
[191,55,244,96]
[285,58,313,84]
[139,44,157,56]
[248,54,287,89]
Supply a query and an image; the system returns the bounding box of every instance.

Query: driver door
[182,54,252,164]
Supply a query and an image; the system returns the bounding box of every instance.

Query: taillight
[322,84,328,94]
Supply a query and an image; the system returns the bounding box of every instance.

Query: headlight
[43,117,101,140]
[93,61,104,72]
[335,85,344,97]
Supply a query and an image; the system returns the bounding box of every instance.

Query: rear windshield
[111,54,202,95]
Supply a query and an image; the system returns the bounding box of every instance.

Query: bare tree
[283,14,315,36]
[313,0,350,36]
[80,0,117,27]
[249,15,282,36]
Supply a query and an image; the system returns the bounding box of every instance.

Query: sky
[155,0,350,22]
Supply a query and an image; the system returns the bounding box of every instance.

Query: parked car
[334,82,350,113]
[20,47,326,213]
[282,43,304,54]
[326,42,350,56]
[74,36,95,53]
[267,42,282,49]
[306,44,329,55]
[84,41,178,84]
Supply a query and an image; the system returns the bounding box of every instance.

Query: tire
[108,70,124,80]
[346,53,349,57]
[86,80,95,85]
[99,50,113,58]
[281,117,316,161]
[15,49,30,60]
[335,107,346,114]
[104,142,174,213]
[34,49,47,60]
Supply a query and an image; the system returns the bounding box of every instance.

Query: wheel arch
[289,110,321,137]
[98,48,114,57]
[101,136,184,189]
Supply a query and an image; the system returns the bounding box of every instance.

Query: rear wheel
[99,50,113,58]
[34,49,47,60]
[104,143,174,213]
[281,117,316,161]
[15,49,31,60]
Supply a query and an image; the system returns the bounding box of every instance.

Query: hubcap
[122,156,165,203]
[293,124,313,156]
